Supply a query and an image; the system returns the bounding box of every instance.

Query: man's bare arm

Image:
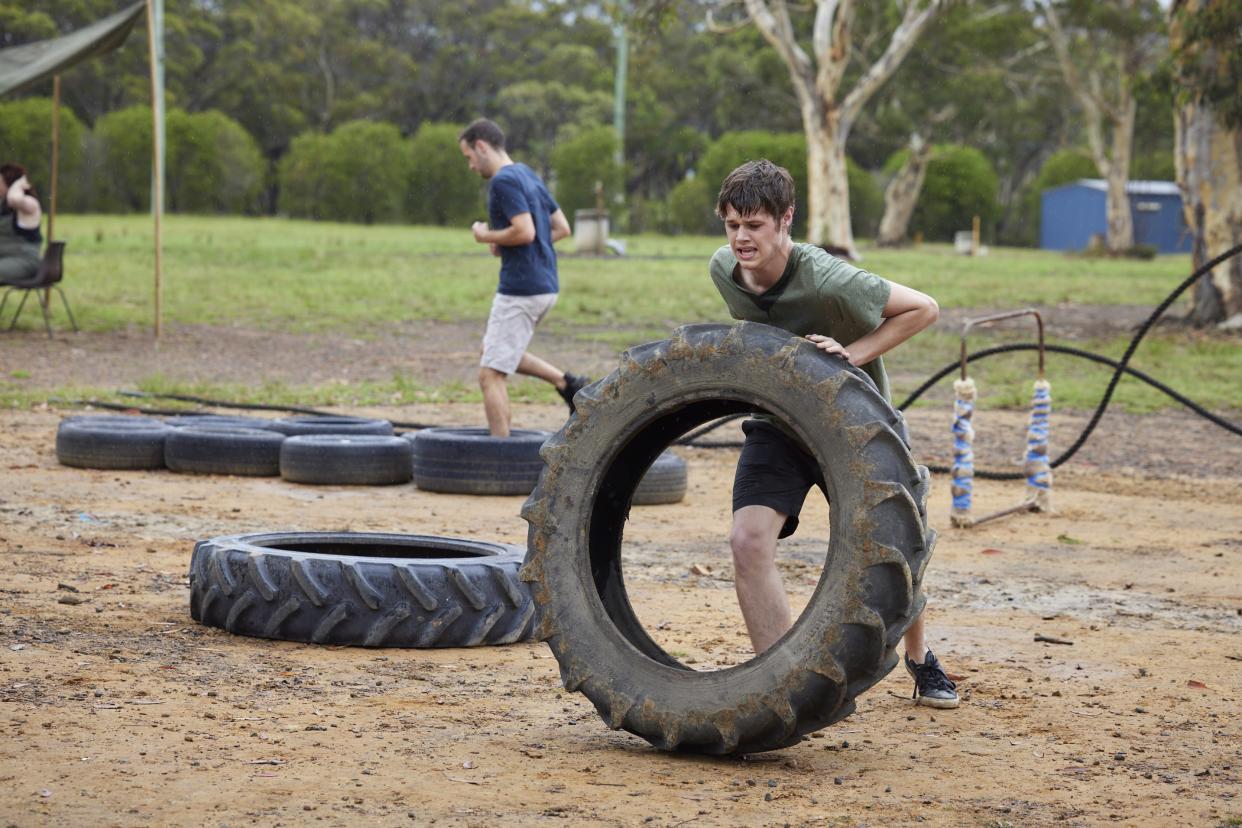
[6,176,39,220]
[549,209,571,243]
[472,212,536,246]
[806,282,939,366]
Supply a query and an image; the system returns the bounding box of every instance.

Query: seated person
[0,163,43,283]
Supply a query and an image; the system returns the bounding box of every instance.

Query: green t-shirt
[709,242,893,401]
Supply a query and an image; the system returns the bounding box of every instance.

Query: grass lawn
[4,213,1238,415]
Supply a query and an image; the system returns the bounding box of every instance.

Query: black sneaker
[904,649,959,709]
[558,373,590,413]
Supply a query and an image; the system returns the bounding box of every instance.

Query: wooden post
[49,75,60,244]
[46,75,61,308]
[145,0,162,338]
[971,214,980,256]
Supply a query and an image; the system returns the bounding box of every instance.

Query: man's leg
[902,612,928,663]
[479,366,511,437]
[902,609,959,708]
[515,352,566,390]
[730,504,792,654]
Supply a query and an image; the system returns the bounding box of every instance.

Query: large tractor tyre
[269,415,394,437]
[631,451,688,506]
[521,322,934,755]
[164,427,286,476]
[55,418,172,470]
[189,532,536,648]
[409,428,551,496]
[280,435,414,486]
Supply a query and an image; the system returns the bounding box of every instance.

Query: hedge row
[2,97,1008,241]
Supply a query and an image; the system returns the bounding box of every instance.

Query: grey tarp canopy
[0,2,146,97]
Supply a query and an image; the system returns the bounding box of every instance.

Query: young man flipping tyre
[710,159,958,709]
[459,118,590,437]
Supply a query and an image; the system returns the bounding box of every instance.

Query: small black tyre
[280,435,414,485]
[269,415,394,437]
[521,322,934,754]
[632,451,688,506]
[164,427,286,476]
[164,414,283,431]
[56,417,171,470]
[409,427,550,495]
[189,532,536,647]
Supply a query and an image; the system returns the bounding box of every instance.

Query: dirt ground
[1,380,1240,827]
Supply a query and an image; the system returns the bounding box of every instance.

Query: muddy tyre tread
[189,532,536,648]
[521,322,935,754]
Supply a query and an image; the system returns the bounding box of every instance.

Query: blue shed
[1040,179,1192,254]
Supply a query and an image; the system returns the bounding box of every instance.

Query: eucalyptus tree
[702,0,945,256]
[1170,0,1242,325]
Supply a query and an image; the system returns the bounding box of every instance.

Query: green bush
[407,122,484,226]
[549,125,623,220]
[276,132,332,221]
[909,145,999,243]
[279,120,411,224]
[166,110,264,214]
[90,106,155,212]
[1131,152,1176,181]
[0,97,89,212]
[667,176,718,235]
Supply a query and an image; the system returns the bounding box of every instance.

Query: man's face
[460,140,496,179]
[722,204,792,274]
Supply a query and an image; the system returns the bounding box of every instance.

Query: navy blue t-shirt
[488,163,560,296]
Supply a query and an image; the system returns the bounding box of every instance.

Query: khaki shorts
[480,292,558,375]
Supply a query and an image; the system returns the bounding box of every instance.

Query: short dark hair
[715,159,795,223]
[0,163,28,187]
[459,118,506,150]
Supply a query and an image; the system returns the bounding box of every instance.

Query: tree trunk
[876,135,932,247]
[804,110,854,257]
[1176,101,1242,326]
[804,124,854,255]
[1104,98,1136,252]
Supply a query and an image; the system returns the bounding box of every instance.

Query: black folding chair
[0,241,78,339]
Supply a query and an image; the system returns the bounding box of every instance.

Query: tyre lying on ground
[269,415,393,437]
[632,450,688,505]
[56,416,172,470]
[164,414,283,431]
[280,435,414,485]
[189,532,536,647]
[521,322,934,754]
[164,426,286,476]
[408,427,550,495]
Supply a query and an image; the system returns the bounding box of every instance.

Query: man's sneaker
[904,649,959,709]
[558,373,591,413]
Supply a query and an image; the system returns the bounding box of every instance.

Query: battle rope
[949,378,976,526]
[1025,379,1052,510]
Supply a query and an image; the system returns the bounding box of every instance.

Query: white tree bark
[1040,0,1137,252]
[1175,102,1242,324]
[733,0,942,256]
[877,133,933,246]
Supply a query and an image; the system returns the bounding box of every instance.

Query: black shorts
[731,419,826,540]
